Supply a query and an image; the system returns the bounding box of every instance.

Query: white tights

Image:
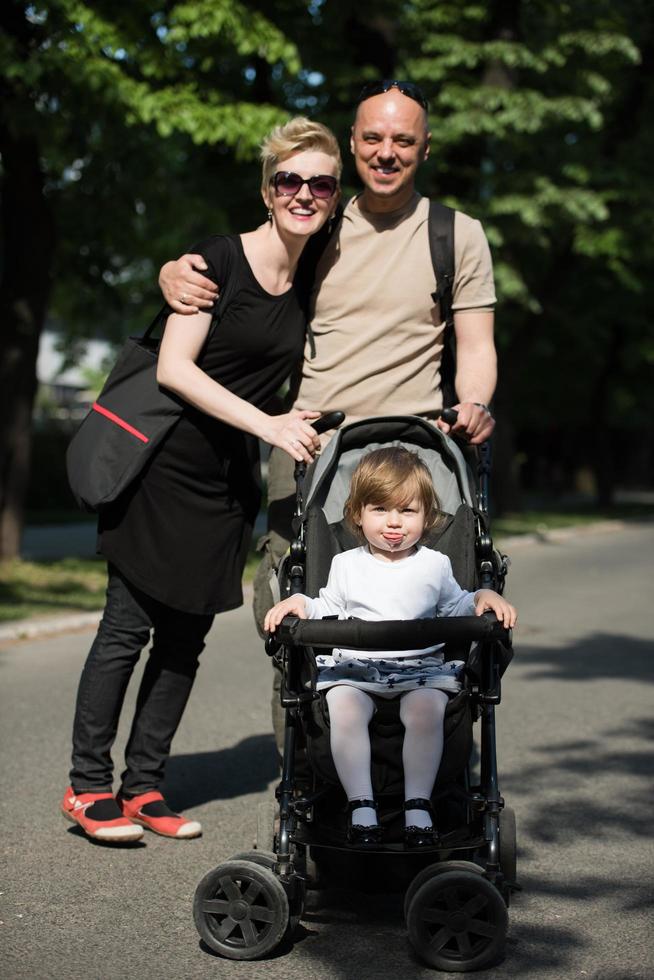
[325,685,449,829]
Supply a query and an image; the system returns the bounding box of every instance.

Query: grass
[0,550,262,625]
[3,503,652,624]
[0,557,108,623]
[492,502,653,541]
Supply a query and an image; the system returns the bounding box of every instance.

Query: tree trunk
[0,123,55,560]
[590,323,622,508]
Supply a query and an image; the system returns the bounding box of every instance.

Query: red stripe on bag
[92,402,149,443]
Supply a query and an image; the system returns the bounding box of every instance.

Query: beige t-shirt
[294,193,496,421]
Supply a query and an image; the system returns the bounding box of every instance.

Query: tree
[2,0,652,560]
[0,0,300,558]
[258,0,654,507]
[394,0,652,507]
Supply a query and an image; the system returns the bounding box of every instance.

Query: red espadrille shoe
[61,787,144,842]
[118,791,202,839]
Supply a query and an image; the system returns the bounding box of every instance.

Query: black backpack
[296,199,456,406]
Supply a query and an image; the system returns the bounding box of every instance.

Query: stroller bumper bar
[275,611,511,650]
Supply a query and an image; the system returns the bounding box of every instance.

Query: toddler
[265,447,517,848]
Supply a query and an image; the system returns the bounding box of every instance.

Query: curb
[495,518,629,550]
[0,521,640,644]
[0,583,255,645]
[0,611,102,644]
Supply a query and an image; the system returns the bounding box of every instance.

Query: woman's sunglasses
[357,79,429,112]
[271,171,339,200]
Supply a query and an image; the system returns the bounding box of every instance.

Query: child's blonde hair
[343,447,443,541]
[260,117,342,194]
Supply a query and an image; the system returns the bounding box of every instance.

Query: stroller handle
[275,611,511,650]
[440,407,459,427]
[312,411,346,436]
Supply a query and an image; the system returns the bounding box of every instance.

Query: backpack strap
[296,203,345,359]
[428,201,456,408]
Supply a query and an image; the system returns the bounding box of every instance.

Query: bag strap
[428,201,456,408]
[296,202,345,359]
[141,235,240,344]
[142,304,170,341]
[206,234,239,339]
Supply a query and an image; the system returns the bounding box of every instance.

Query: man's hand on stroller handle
[436,403,495,444]
[474,590,517,628]
[265,595,309,633]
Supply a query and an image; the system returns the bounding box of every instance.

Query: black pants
[69,565,214,796]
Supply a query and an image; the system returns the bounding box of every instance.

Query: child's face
[358,495,426,561]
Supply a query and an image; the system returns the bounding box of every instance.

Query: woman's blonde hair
[260,117,342,194]
[343,447,444,542]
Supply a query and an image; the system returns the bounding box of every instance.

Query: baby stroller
[193,412,517,972]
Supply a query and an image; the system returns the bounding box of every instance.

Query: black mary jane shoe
[404,798,437,849]
[346,799,382,848]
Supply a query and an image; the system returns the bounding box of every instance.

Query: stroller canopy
[305,416,475,524]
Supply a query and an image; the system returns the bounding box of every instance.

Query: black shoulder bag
[66,237,238,513]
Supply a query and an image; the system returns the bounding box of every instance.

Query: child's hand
[264,596,309,634]
[473,590,517,629]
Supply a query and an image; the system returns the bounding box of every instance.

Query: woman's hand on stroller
[473,590,517,628]
[264,595,309,634]
[260,410,322,463]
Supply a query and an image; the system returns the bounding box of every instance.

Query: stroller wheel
[231,849,306,935]
[403,860,484,922]
[406,870,507,972]
[193,859,289,960]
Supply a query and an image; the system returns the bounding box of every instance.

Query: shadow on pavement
[164,733,278,809]
[518,633,654,684]
[64,822,146,849]
[257,888,584,978]
[519,874,654,913]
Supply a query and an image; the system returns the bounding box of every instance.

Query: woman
[61,118,342,843]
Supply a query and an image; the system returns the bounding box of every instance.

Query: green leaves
[167,0,301,71]
[3,0,652,469]
[7,1,297,152]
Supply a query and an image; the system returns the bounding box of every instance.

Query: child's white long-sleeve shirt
[302,545,477,662]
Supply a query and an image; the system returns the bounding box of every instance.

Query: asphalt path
[1,523,652,980]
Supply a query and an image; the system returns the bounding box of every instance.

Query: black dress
[98,235,307,615]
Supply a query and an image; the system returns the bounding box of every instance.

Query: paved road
[1,524,652,980]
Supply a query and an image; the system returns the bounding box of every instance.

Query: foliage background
[1,0,653,556]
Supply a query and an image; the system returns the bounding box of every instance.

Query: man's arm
[159,255,219,314]
[437,309,497,444]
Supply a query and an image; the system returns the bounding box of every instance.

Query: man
[159,81,497,736]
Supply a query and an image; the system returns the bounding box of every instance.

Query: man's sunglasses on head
[357,79,429,112]
[271,172,339,200]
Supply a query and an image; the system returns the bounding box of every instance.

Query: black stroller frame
[194,414,517,971]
